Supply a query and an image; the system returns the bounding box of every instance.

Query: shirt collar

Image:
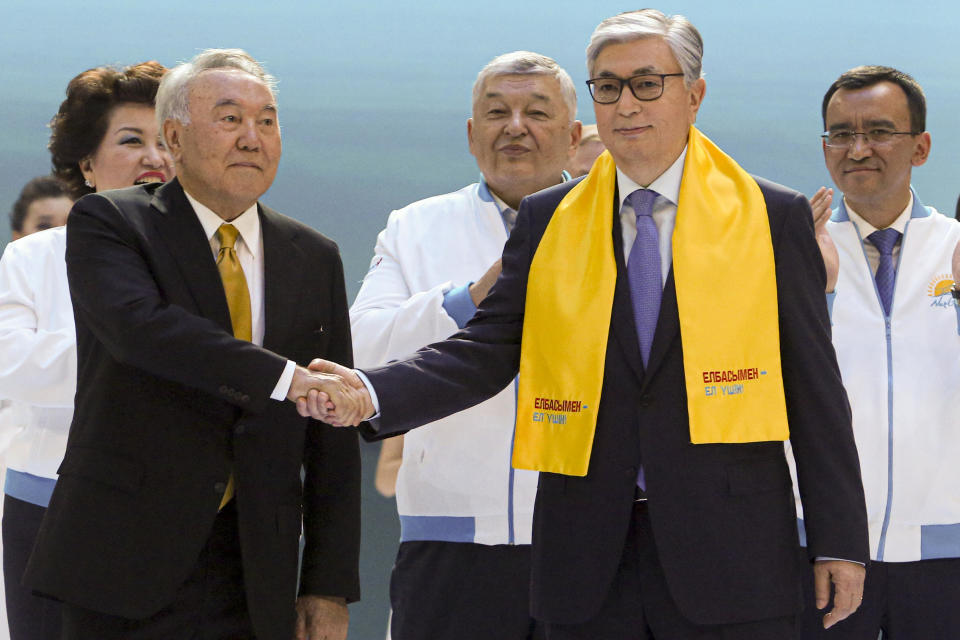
[184,191,261,258]
[478,172,571,213]
[616,146,686,211]
[489,190,512,215]
[844,193,913,238]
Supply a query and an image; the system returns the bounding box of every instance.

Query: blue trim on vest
[831,186,929,222]
[4,469,56,507]
[477,175,495,203]
[908,186,931,219]
[797,518,807,546]
[477,176,515,235]
[920,524,960,559]
[399,515,476,543]
[442,284,478,329]
[834,196,902,560]
[825,291,836,319]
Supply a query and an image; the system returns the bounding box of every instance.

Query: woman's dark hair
[48,61,167,198]
[9,175,72,233]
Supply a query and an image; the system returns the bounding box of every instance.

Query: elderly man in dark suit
[23,49,361,640]
[307,10,869,640]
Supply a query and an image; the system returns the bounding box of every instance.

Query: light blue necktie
[502,207,517,233]
[626,189,660,495]
[868,228,900,316]
[626,189,662,367]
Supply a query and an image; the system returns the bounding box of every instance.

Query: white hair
[472,51,577,123]
[156,48,277,142]
[586,10,703,86]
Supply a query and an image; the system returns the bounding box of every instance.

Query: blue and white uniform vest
[791,189,960,562]
[350,181,537,545]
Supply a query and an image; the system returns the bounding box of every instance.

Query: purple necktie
[626,189,662,367]
[867,228,900,316]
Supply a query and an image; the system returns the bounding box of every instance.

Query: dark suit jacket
[361,176,868,626]
[24,179,361,640]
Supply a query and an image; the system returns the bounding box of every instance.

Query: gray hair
[472,51,577,123]
[586,10,703,86]
[156,48,277,140]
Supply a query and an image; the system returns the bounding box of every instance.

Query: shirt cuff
[825,290,836,319]
[954,300,960,336]
[815,556,865,566]
[270,360,297,401]
[354,369,381,418]
[442,283,478,329]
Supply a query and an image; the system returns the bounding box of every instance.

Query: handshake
[285,359,375,426]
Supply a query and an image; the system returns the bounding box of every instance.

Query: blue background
[2,1,957,636]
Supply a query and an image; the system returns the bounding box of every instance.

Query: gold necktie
[216,223,251,508]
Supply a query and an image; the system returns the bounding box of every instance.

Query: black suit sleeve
[772,189,869,564]
[300,248,361,601]
[66,192,287,413]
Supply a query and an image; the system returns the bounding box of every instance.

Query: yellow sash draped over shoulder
[513,126,788,477]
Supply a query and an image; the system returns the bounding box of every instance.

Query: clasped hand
[286,360,373,426]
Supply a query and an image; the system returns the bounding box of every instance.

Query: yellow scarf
[513,126,788,477]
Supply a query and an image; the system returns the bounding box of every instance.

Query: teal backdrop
[1,1,957,637]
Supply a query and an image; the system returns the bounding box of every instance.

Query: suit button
[240,394,250,403]
[626,466,638,478]
[638,395,651,409]
[214,482,227,494]
[235,423,246,435]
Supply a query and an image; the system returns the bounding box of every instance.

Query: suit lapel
[150,179,233,333]
[609,190,645,384]
[259,205,304,352]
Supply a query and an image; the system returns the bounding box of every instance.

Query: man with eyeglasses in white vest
[792,64,960,639]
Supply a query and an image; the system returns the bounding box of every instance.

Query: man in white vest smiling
[797,65,960,638]
[350,51,581,640]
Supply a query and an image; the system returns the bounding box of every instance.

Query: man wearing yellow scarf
[308,9,869,640]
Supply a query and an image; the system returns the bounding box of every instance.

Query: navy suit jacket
[24,179,361,640]
[362,175,868,625]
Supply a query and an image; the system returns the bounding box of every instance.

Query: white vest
[0,227,76,505]
[350,182,537,545]
[793,192,960,562]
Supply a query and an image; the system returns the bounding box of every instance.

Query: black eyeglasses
[821,129,920,148]
[586,73,685,104]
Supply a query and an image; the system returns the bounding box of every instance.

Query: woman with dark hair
[8,176,73,240]
[0,61,170,640]
[50,60,171,197]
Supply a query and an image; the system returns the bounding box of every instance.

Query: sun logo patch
[927,273,956,308]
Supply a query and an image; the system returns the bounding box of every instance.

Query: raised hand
[809,187,839,293]
[469,258,503,306]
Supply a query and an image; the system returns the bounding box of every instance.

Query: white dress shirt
[617,147,686,283]
[183,193,295,400]
[843,195,912,276]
